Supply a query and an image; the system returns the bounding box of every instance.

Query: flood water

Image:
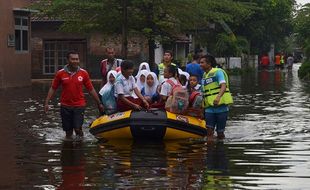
[0,64,309,189]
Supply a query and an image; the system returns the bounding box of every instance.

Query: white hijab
[144,72,159,96]
[179,70,190,88]
[137,62,150,73]
[136,70,149,90]
[99,70,118,95]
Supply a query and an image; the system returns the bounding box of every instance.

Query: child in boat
[186,74,203,118]
[137,62,151,73]
[161,66,189,113]
[99,70,118,114]
[141,72,160,103]
[135,70,149,91]
[160,65,180,102]
[115,60,149,112]
[178,69,190,89]
[189,74,202,92]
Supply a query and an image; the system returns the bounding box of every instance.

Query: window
[15,17,29,52]
[43,41,69,74]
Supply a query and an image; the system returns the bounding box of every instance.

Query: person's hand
[213,95,221,106]
[44,104,49,113]
[144,96,152,103]
[132,103,142,110]
[98,103,104,114]
[143,99,150,109]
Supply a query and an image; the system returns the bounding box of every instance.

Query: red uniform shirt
[275,55,281,65]
[52,67,94,107]
[261,56,269,66]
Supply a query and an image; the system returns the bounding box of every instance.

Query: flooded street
[0,64,309,189]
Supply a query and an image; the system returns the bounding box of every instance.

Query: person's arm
[44,73,61,113]
[159,82,169,102]
[152,91,160,102]
[134,87,149,109]
[84,71,104,113]
[213,83,226,106]
[89,88,104,113]
[213,70,227,106]
[44,87,56,113]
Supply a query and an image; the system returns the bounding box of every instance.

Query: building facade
[31,19,149,79]
[0,0,33,88]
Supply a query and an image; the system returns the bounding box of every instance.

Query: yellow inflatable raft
[89,109,207,140]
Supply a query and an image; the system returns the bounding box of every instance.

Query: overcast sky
[296,0,310,5]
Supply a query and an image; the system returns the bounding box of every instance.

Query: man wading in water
[200,55,233,141]
[44,51,104,139]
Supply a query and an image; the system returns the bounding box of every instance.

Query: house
[29,1,192,79]
[0,0,34,88]
[31,17,149,79]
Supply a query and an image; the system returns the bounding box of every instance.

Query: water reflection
[91,140,231,189]
[58,141,85,190]
[203,141,231,189]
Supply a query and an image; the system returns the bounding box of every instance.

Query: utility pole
[147,2,155,70]
[121,0,128,59]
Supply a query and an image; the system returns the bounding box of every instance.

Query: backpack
[164,79,189,114]
[186,91,203,118]
[189,91,203,109]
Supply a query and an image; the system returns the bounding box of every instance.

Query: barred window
[43,41,69,74]
[15,16,28,52]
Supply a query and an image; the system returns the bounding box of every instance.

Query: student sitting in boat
[135,62,151,91]
[160,65,189,114]
[115,60,150,112]
[186,74,203,118]
[178,69,190,89]
[189,74,201,92]
[159,65,179,102]
[141,72,160,103]
[137,62,151,73]
[99,70,118,115]
[135,70,149,91]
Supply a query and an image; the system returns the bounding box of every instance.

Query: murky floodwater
[0,64,309,189]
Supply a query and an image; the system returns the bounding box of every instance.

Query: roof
[28,0,61,21]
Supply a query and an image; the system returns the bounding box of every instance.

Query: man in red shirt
[100,47,122,87]
[44,51,103,139]
[260,54,270,69]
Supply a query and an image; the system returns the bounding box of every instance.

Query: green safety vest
[280,55,285,65]
[202,68,233,108]
[158,62,176,77]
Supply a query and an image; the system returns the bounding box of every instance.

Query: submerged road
[0,63,309,189]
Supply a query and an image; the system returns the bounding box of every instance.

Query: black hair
[189,74,199,80]
[121,60,134,70]
[66,51,79,59]
[164,50,173,57]
[166,65,177,77]
[193,53,200,60]
[201,54,217,67]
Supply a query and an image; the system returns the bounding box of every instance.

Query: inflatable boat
[89,109,207,140]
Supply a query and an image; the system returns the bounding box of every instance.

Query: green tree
[234,0,295,54]
[296,3,310,79]
[31,0,253,68]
